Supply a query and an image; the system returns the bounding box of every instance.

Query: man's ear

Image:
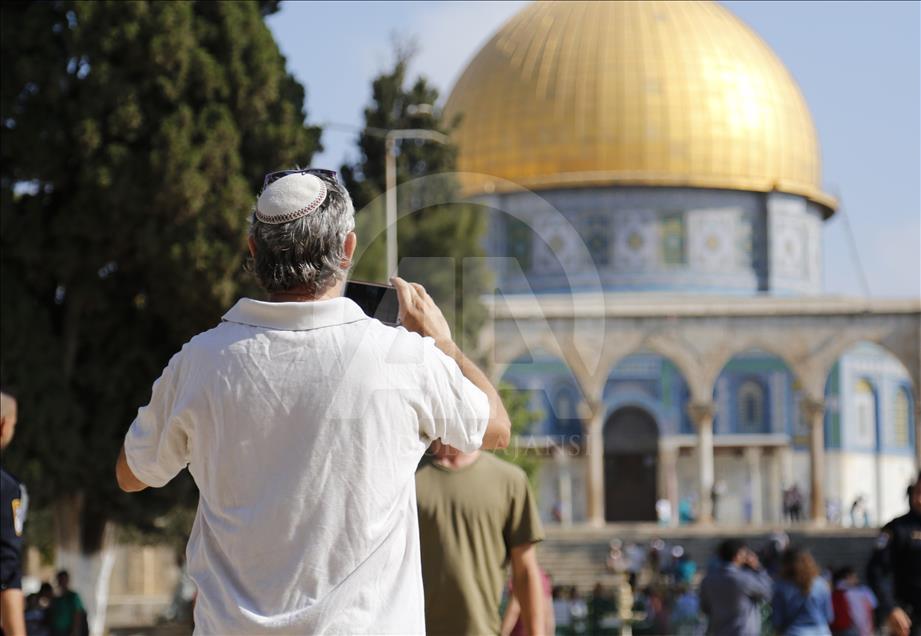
[247,235,257,258]
[342,231,357,267]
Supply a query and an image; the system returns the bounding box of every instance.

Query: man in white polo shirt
[114,169,511,635]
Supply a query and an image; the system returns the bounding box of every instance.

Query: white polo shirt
[124,297,489,635]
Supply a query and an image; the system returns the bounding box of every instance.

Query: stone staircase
[536,525,879,591]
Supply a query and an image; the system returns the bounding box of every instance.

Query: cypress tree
[0,0,320,567]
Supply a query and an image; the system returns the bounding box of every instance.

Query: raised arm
[391,276,511,450]
[739,550,773,601]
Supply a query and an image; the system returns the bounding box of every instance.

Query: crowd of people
[534,472,920,636]
[23,571,86,636]
[536,536,886,636]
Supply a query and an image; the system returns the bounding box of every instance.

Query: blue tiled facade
[483,186,824,297]
[488,187,913,467]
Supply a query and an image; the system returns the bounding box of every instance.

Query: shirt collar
[222,297,368,331]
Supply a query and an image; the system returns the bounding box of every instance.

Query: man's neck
[434,450,481,470]
[268,281,343,303]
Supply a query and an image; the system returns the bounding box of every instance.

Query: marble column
[687,401,716,525]
[802,397,826,525]
[581,399,606,527]
[744,446,764,525]
[555,445,573,526]
[658,444,680,528]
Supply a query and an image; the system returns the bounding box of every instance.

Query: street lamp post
[321,111,449,278]
[383,128,449,277]
[385,134,398,280]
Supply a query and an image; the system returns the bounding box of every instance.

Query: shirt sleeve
[123,351,191,488]
[740,568,773,601]
[415,336,489,453]
[504,468,545,550]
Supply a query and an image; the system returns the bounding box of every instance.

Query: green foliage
[0,0,319,546]
[341,49,490,352]
[495,383,542,491]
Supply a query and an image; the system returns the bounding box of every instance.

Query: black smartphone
[344,281,400,326]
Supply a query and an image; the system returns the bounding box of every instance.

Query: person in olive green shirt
[416,442,546,636]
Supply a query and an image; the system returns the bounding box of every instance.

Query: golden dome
[444,0,836,215]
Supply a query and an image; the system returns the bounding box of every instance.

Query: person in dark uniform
[1,391,27,636]
[868,471,921,636]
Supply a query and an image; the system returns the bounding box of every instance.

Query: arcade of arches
[486,294,921,526]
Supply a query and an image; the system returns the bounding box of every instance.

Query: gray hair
[248,173,355,295]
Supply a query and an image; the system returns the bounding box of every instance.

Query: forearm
[513,564,544,636]
[1,588,26,636]
[435,339,511,450]
[500,595,521,636]
[116,445,149,492]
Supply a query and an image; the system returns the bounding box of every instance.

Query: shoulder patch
[11,499,22,536]
[11,483,28,536]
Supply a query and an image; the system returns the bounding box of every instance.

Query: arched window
[555,389,573,419]
[737,380,765,432]
[853,379,876,447]
[893,388,911,448]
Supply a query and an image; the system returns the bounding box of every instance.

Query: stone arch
[704,338,807,400]
[499,347,584,440]
[798,325,920,401]
[711,349,803,437]
[602,349,693,437]
[489,331,568,384]
[600,333,707,402]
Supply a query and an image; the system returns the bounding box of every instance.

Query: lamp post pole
[385,135,398,278]
[383,128,450,277]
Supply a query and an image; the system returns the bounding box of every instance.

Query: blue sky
[267,1,920,298]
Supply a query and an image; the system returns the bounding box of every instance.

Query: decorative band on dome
[255,173,328,225]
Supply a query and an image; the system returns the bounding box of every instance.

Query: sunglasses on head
[262,168,338,191]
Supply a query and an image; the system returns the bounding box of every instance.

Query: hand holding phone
[389,277,452,346]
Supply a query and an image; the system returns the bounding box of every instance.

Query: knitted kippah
[255,173,328,225]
